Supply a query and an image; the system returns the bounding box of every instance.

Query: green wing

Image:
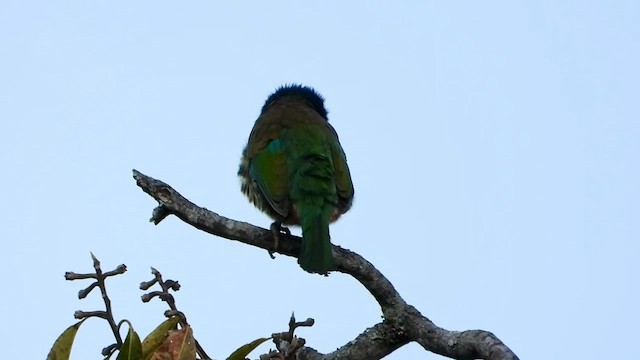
[327,125,354,208]
[249,138,290,217]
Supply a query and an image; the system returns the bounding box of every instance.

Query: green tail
[291,149,339,275]
[297,204,334,275]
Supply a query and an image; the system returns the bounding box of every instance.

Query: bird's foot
[269,222,291,259]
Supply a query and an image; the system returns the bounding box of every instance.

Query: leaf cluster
[47,255,271,360]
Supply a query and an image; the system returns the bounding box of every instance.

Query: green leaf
[226,337,270,360]
[141,317,180,360]
[117,321,142,360]
[46,319,86,360]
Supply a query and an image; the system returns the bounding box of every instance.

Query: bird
[238,84,354,275]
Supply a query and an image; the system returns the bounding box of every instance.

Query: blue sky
[1,2,638,359]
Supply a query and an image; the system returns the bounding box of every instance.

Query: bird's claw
[269,222,291,258]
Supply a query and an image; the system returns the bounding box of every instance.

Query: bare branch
[133,169,519,360]
[139,267,211,360]
[65,254,127,357]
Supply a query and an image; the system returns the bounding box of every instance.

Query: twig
[65,253,127,357]
[267,313,314,359]
[140,267,211,360]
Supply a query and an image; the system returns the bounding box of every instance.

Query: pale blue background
[1,2,638,359]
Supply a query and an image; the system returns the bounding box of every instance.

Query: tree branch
[133,169,519,360]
